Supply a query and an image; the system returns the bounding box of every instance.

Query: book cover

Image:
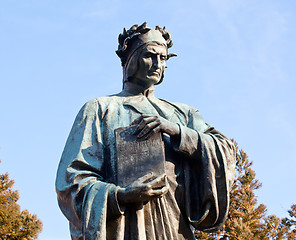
[114,125,165,187]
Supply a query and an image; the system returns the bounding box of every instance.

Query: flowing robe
[56,93,236,240]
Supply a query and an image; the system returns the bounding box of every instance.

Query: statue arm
[55,100,123,240]
[172,107,236,231]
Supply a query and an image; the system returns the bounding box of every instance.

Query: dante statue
[56,22,236,240]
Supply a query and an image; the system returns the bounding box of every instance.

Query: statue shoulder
[158,98,201,116]
[158,98,208,131]
[78,96,123,119]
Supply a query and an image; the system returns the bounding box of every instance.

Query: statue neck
[121,82,155,97]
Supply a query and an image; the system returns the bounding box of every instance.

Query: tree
[261,204,296,240]
[280,204,296,239]
[262,215,288,239]
[0,161,42,240]
[223,142,267,239]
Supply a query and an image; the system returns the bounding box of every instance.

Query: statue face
[132,43,167,87]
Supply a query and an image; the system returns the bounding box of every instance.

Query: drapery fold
[56,95,235,239]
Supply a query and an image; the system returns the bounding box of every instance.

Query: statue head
[116,22,177,86]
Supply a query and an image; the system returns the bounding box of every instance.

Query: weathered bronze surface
[56,22,236,240]
[115,125,165,187]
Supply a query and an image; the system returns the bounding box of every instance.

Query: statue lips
[147,70,162,83]
[148,70,161,77]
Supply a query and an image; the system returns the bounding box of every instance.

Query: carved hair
[116,22,175,66]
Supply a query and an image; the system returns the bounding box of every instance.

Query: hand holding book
[117,173,168,204]
[131,114,180,139]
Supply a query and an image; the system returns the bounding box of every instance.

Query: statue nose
[152,56,161,68]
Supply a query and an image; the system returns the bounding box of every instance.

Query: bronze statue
[56,22,236,240]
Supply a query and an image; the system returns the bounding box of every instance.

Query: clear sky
[1,1,295,239]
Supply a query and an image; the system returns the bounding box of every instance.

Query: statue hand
[131,115,180,139]
[117,173,169,204]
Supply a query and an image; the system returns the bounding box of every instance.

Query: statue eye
[144,52,152,58]
[160,55,167,60]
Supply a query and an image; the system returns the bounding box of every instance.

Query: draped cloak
[55,93,236,240]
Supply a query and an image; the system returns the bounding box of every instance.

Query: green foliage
[195,141,296,239]
[0,162,42,240]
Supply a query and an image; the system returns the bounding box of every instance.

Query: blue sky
[1,1,295,239]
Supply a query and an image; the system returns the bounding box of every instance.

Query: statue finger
[130,114,151,126]
[137,121,160,138]
[136,172,154,184]
[148,173,166,187]
[150,185,169,197]
[143,125,161,139]
[130,115,143,126]
[133,116,157,135]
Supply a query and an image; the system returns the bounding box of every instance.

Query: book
[114,125,165,187]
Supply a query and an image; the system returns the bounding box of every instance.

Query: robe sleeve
[55,100,124,240]
[172,108,236,232]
